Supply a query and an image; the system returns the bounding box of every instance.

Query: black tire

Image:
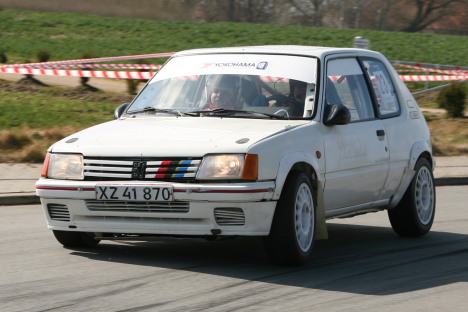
[264,171,315,265]
[388,158,436,237]
[53,230,100,248]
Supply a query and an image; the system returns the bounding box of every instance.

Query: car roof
[173,45,384,59]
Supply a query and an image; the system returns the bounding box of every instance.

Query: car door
[360,57,408,199]
[321,57,390,211]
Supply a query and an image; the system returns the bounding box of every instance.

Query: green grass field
[0,90,118,129]
[1,9,467,66]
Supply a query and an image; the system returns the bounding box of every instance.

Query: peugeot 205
[36,46,435,265]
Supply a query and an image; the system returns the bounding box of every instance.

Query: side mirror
[324,104,351,126]
[114,102,130,119]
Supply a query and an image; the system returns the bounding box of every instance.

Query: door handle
[376,130,385,137]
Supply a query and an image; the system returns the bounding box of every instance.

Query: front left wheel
[53,230,101,248]
[264,171,315,265]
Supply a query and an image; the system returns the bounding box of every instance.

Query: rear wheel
[53,230,100,247]
[264,171,315,265]
[388,158,435,236]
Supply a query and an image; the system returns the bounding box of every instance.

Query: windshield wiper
[127,107,187,117]
[190,108,288,119]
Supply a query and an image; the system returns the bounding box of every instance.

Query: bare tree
[189,0,468,34]
[236,0,275,23]
[338,0,374,29]
[372,0,395,30]
[287,0,329,26]
[309,0,374,29]
[191,0,275,23]
[190,0,219,22]
[401,0,466,32]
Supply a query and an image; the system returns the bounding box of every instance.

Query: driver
[205,75,239,110]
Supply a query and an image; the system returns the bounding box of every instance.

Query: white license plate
[95,185,173,201]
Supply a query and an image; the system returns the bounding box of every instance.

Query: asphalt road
[1,186,468,312]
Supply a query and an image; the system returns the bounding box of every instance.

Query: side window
[361,58,400,117]
[326,58,375,122]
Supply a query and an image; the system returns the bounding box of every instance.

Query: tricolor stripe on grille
[83,157,201,181]
[145,160,200,179]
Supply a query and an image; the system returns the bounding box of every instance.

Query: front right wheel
[388,158,436,237]
[264,171,315,265]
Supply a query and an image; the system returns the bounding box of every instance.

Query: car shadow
[68,222,468,295]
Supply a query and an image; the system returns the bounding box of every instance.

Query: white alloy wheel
[415,165,435,225]
[295,183,315,252]
[264,171,316,265]
[388,158,436,237]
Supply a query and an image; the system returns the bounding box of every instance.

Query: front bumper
[36,178,277,236]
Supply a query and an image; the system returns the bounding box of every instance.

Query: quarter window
[361,58,400,118]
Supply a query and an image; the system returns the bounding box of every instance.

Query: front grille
[47,204,70,221]
[83,157,202,182]
[86,200,190,213]
[214,208,245,226]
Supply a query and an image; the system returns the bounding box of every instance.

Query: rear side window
[361,59,400,118]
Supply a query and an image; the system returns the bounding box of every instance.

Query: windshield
[128,53,318,119]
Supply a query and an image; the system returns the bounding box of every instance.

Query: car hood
[50,116,307,157]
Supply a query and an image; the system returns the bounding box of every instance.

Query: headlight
[196,154,258,181]
[46,153,84,180]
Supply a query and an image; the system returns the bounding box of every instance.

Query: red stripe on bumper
[36,186,95,191]
[173,188,270,194]
[37,186,270,194]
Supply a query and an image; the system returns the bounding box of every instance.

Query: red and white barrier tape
[1,52,466,82]
[391,60,468,71]
[2,66,467,82]
[396,68,468,75]
[400,75,468,82]
[10,62,467,76]
[0,67,155,79]
[394,63,468,75]
[0,52,174,68]
[10,63,162,70]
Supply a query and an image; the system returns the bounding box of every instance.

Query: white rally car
[37,46,435,265]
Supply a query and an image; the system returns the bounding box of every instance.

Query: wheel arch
[273,152,328,240]
[389,140,434,209]
[409,141,434,171]
[417,151,434,170]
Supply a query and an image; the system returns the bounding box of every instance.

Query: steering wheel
[265,94,302,112]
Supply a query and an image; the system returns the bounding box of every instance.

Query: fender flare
[388,140,433,208]
[273,152,328,239]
